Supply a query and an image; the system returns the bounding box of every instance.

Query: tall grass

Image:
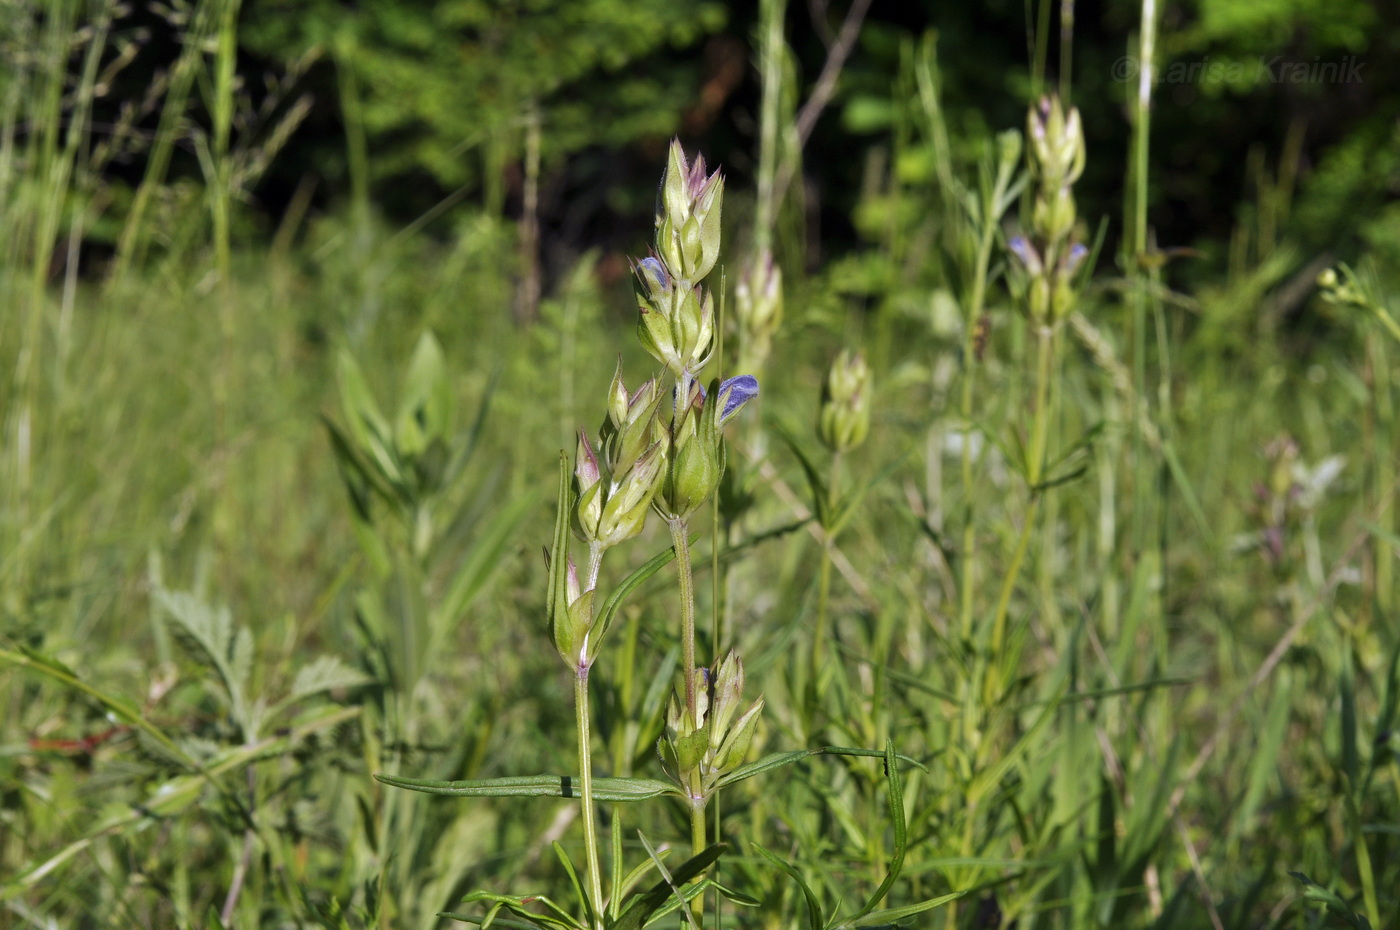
[2,3,1398,930]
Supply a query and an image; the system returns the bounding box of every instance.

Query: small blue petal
[1007,235,1041,272]
[1061,243,1089,276]
[637,256,670,293]
[717,375,760,426]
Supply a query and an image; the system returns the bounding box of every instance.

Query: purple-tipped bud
[636,256,670,295]
[574,430,601,490]
[657,140,725,285]
[717,375,760,427]
[565,557,581,605]
[1008,236,1043,276]
[1061,243,1089,277]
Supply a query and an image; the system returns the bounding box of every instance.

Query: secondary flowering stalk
[988,95,1088,692]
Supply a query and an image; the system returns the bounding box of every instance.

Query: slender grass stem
[989,324,1055,662]
[812,451,842,684]
[957,202,1000,642]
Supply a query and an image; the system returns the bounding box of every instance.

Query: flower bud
[996,128,1023,173]
[708,652,746,749]
[1033,182,1078,248]
[1007,236,1043,277]
[661,410,723,521]
[659,668,712,799]
[1061,243,1089,278]
[1028,95,1084,189]
[596,440,665,547]
[658,654,764,803]
[551,556,597,670]
[818,350,872,453]
[603,369,666,476]
[634,273,715,379]
[736,250,783,372]
[573,431,605,540]
[655,376,758,520]
[712,697,763,771]
[657,140,724,283]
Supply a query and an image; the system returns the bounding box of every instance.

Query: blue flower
[716,375,759,427]
[1007,235,1043,276]
[1061,243,1089,276]
[635,256,670,294]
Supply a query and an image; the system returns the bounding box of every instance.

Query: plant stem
[812,451,842,685]
[957,192,1000,642]
[668,516,710,872]
[575,668,605,926]
[988,324,1055,662]
[669,517,698,722]
[690,803,707,860]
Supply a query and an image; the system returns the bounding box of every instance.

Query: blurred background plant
[1,0,1398,927]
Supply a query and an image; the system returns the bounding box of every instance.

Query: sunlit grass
[1,1,1397,929]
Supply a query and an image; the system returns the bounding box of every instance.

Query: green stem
[690,803,707,860]
[575,669,605,926]
[988,324,1055,661]
[669,517,698,722]
[753,0,786,255]
[670,516,707,914]
[812,452,842,684]
[956,158,1005,643]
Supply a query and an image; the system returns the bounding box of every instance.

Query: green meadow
[2,2,1398,928]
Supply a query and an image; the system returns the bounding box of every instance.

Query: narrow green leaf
[611,840,724,930]
[1341,642,1359,788]
[0,646,188,766]
[608,807,627,921]
[843,889,972,927]
[848,742,907,923]
[827,449,911,539]
[713,746,926,791]
[967,688,1061,805]
[775,425,828,528]
[443,367,502,488]
[551,842,594,926]
[593,539,683,645]
[451,891,583,930]
[613,844,668,916]
[436,489,537,635]
[375,772,681,802]
[547,453,571,652]
[750,844,823,930]
[336,348,405,489]
[396,331,452,456]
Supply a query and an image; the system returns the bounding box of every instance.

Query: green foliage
[5,3,1400,929]
[242,0,726,191]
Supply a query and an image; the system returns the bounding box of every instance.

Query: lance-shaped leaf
[374,772,681,803]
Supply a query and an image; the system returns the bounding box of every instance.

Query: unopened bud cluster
[1316,266,1368,310]
[1010,96,1088,325]
[659,652,764,806]
[574,365,667,551]
[818,350,871,453]
[735,248,783,375]
[636,142,725,382]
[655,374,758,521]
